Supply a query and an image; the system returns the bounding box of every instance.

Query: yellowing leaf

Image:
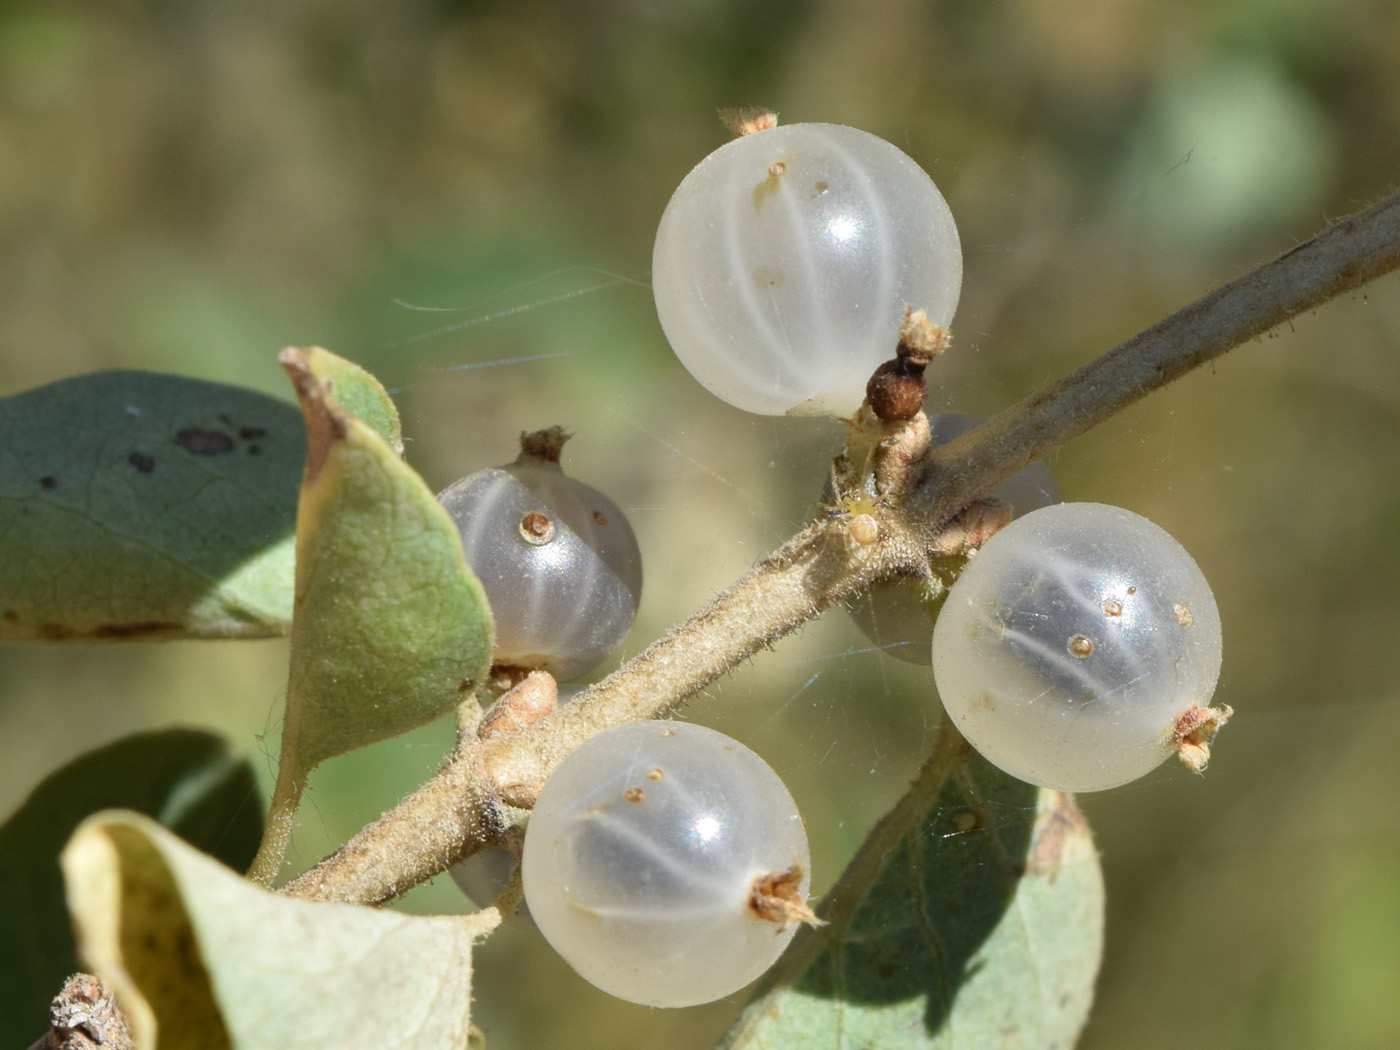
[0,729,262,1048]
[62,812,498,1050]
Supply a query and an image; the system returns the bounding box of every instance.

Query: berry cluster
[442,118,1229,1009]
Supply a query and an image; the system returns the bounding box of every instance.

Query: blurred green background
[3,1,1400,1047]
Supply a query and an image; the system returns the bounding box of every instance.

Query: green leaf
[724,755,1104,1050]
[247,346,493,884]
[0,371,304,641]
[0,729,262,1048]
[277,346,493,771]
[62,812,497,1050]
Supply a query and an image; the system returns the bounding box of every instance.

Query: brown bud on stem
[865,308,951,422]
[478,671,558,739]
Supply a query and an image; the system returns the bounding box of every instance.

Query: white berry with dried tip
[932,503,1226,791]
[437,429,642,681]
[522,721,815,1008]
[653,122,962,417]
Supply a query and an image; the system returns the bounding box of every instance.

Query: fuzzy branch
[282,189,1400,905]
[914,190,1400,522]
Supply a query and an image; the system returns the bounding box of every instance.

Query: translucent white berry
[521,721,812,1007]
[931,503,1224,791]
[850,413,1060,663]
[438,439,642,681]
[653,123,962,416]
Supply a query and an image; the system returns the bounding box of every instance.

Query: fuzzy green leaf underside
[277,347,493,769]
[0,729,262,1047]
[62,813,497,1050]
[725,756,1104,1050]
[0,371,304,641]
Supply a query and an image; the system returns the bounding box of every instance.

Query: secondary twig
[910,190,1400,524]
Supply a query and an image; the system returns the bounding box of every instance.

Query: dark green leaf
[0,371,304,641]
[0,729,262,1048]
[724,755,1104,1050]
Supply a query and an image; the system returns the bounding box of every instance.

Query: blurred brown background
[3,1,1399,1048]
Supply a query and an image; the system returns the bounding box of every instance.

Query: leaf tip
[280,347,348,483]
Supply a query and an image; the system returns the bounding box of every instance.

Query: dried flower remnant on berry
[1175,703,1234,773]
[719,106,778,137]
[749,863,825,930]
[865,307,951,422]
[518,426,569,464]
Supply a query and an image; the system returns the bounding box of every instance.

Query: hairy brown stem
[282,189,1400,905]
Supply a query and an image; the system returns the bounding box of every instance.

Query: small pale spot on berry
[1102,599,1123,617]
[1067,634,1094,658]
[519,511,556,545]
[646,767,664,781]
[592,509,608,526]
[623,787,646,803]
[1174,602,1195,627]
[768,161,787,178]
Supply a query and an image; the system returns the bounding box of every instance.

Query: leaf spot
[175,428,235,455]
[129,452,155,474]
